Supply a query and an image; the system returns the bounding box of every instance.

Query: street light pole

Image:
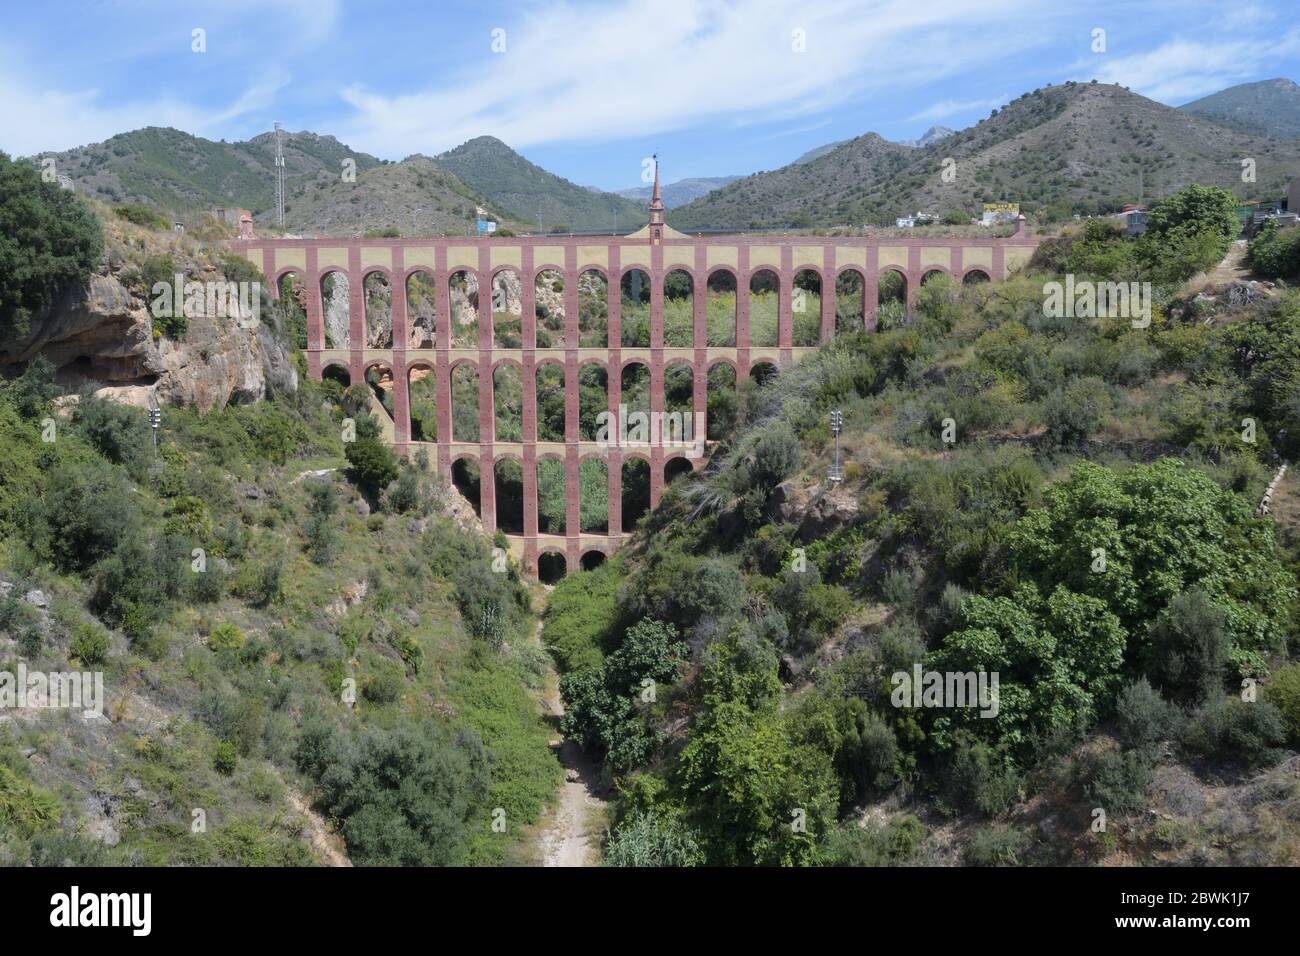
[829,410,843,483]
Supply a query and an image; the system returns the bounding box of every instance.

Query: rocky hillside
[671,82,1300,228]
[432,136,645,232]
[1181,78,1300,139]
[0,199,296,410]
[36,127,384,220]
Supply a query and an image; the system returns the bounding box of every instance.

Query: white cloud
[1074,29,1300,102]
[331,0,1046,157]
[909,94,1009,123]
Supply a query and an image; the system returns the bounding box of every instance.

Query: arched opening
[322,363,351,396]
[749,361,779,387]
[707,269,738,346]
[451,362,480,442]
[579,458,608,533]
[493,363,523,441]
[494,458,524,534]
[878,269,907,330]
[920,269,948,287]
[963,269,991,285]
[835,269,866,336]
[406,270,437,348]
[621,362,650,445]
[578,269,608,348]
[538,551,567,585]
[664,362,695,449]
[748,269,779,347]
[706,362,737,441]
[320,271,350,349]
[534,269,566,348]
[621,457,650,530]
[277,272,307,349]
[451,457,481,517]
[536,457,566,534]
[449,270,479,348]
[580,550,607,572]
[665,456,693,486]
[792,269,822,346]
[536,363,566,442]
[363,271,393,348]
[492,269,522,349]
[407,363,437,442]
[364,362,395,423]
[579,363,608,442]
[663,269,694,347]
[620,269,650,347]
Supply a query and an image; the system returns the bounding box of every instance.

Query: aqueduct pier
[231,214,1038,577]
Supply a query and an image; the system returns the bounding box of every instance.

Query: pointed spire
[648,153,665,233]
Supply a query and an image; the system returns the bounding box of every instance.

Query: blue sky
[2,0,1298,190]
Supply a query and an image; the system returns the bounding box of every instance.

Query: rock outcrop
[2,269,297,412]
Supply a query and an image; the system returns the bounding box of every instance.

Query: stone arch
[835,267,866,336]
[620,360,651,438]
[578,361,608,442]
[663,359,695,445]
[707,268,738,347]
[620,268,650,347]
[535,453,566,534]
[532,268,565,348]
[493,454,525,534]
[405,268,438,348]
[664,454,694,486]
[748,268,780,347]
[321,362,351,390]
[538,550,567,585]
[621,455,651,531]
[579,455,609,533]
[963,268,991,285]
[578,268,609,348]
[449,269,479,348]
[319,269,350,349]
[451,454,481,518]
[362,269,393,349]
[749,360,779,387]
[580,550,607,572]
[663,268,695,347]
[706,360,737,441]
[450,360,480,442]
[406,360,437,442]
[535,360,566,442]
[275,270,307,349]
[878,268,908,330]
[492,361,523,442]
[363,360,395,422]
[792,268,822,346]
[920,267,950,286]
[491,268,523,349]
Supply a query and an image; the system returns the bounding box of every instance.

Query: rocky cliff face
[1,264,297,412]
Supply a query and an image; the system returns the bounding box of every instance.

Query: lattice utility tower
[273,122,286,227]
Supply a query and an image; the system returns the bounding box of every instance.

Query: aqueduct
[231,176,1039,577]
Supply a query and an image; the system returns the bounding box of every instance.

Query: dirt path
[533,618,608,867]
[1188,239,1252,289]
[287,787,352,867]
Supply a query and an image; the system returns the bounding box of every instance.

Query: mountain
[616,175,741,207]
[1180,78,1300,139]
[670,82,1300,229]
[34,127,384,218]
[431,136,645,231]
[897,124,955,148]
[280,155,524,237]
[793,139,851,164]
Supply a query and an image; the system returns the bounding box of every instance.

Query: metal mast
[274,122,286,227]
